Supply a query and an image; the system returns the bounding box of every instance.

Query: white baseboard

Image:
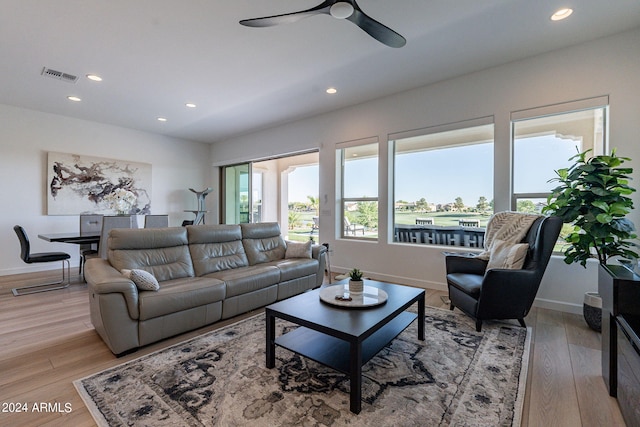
[332,267,585,315]
[331,267,447,292]
[0,262,76,277]
[532,298,583,315]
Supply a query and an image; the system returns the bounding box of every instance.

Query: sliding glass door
[223,163,251,224]
[222,163,263,224]
[221,151,319,228]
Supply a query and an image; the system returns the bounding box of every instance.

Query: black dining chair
[12,225,71,296]
[79,214,103,277]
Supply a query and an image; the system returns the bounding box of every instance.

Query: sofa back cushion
[187,225,249,276]
[240,222,286,265]
[108,227,195,281]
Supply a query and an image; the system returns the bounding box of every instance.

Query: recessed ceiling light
[551,8,573,21]
[67,96,82,102]
[185,103,197,108]
[86,74,103,82]
[157,117,167,122]
[326,87,337,94]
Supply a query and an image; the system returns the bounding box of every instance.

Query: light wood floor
[0,271,626,426]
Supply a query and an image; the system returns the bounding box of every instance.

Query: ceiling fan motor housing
[330,2,354,19]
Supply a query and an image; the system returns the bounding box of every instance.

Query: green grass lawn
[286,212,318,242]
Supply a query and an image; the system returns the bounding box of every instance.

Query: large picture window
[512,98,608,253]
[337,139,378,240]
[512,97,608,213]
[390,118,494,247]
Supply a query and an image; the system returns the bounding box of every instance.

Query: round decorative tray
[319,284,388,308]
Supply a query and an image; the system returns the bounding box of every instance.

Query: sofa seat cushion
[205,265,280,298]
[447,273,483,298]
[138,277,225,321]
[268,258,319,282]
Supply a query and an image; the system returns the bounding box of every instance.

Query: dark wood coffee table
[265,280,425,414]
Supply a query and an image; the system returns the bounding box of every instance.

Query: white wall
[0,104,212,275]
[253,159,279,222]
[212,28,640,314]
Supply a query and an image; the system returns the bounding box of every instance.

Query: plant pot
[349,279,363,294]
[583,291,602,332]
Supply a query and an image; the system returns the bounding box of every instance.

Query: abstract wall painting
[47,152,152,215]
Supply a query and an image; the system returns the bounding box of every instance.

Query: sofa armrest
[312,244,327,287]
[85,258,140,319]
[312,243,327,259]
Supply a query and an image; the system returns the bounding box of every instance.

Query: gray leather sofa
[85,222,326,355]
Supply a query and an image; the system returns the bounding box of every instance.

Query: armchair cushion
[486,239,529,270]
[447,273,483,298]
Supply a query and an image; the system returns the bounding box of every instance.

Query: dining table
[38,232,101,245]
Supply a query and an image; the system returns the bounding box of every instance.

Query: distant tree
[517,199,537,213]
[307,195,319,215]
[288,211,302,230]
[289,201,306,211]
[476,196,489,212]
[454,197,465,211]
[240,195,249,213]
[356,202,378,229]
[415,197,428,212]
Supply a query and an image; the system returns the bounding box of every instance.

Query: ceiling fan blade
[240,1,335,28]
[346,8,406,48]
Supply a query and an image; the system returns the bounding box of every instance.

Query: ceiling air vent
[41,67,78,84]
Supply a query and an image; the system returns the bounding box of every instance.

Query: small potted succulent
[348,268,364,294]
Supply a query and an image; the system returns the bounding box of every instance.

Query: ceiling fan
[239,0,406,48]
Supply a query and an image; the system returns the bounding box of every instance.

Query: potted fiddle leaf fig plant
[542,149,638,265]
[348,268,364,294]
[542,148,639,331]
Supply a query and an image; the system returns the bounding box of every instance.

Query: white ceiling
[1,0,640,144]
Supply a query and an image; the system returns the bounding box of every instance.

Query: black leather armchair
[446,215,562,331]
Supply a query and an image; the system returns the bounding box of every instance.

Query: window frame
[510,96,609,211]
[336,137,379,241]
[389,116,495,247]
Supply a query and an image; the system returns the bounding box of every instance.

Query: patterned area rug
[74,306,530,426]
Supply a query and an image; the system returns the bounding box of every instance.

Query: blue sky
[289,165,319,203]
[288,136,580,205]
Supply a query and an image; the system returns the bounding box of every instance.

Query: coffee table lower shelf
[274,311,417,374]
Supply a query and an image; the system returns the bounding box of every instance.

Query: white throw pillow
[486,239,529,270]
[121,268,160,291]
[285,240,312,259]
